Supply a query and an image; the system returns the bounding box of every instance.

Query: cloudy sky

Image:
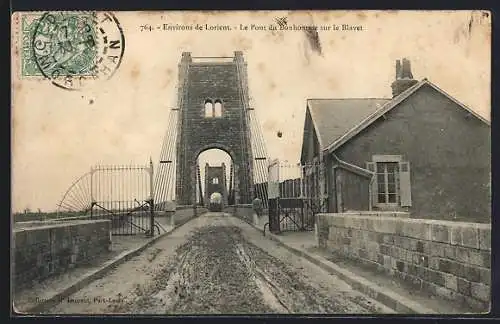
[11,10,491,212]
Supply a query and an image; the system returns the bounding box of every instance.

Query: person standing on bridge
[252,197,263,217]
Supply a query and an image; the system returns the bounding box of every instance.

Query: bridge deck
[14,212,467,315]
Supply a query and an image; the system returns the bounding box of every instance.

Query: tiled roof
[323,79,490,154]
[307,98,391,150]
[305,78,489,156]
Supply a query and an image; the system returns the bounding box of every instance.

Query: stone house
[300,58,491,222]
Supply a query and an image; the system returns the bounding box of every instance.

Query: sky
[11,10,491,212]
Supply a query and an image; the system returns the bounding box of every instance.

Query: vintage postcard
[11,10,491,315]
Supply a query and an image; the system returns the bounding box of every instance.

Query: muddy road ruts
[46,213,394,314]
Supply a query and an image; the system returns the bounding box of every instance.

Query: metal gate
[89,162,155,235]
[268,159,327,233]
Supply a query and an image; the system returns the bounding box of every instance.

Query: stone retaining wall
[224,205,268,229]
[13,219,111,292]
[173,206,208,225]
[316,212,491,312]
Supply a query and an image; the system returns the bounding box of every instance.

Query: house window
[212,178,219,184]
[366,155,412,208]
[376,162,399,204]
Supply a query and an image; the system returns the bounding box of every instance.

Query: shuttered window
[376,162,399,204]
[399,161,412,207]
[367,156,412,208]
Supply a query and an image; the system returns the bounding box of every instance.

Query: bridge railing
[55,161,156,236]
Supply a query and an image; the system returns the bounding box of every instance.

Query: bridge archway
[196,146,234,207]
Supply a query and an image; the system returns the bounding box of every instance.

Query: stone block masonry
[12,219,112,292]
[223,205,268,229]
[175,52,254,206]
[174,205,209,224]
[316,212,491,312]
[224,204,254,223]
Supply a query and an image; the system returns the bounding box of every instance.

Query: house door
[335,170,343,213]
[328,167,337,213]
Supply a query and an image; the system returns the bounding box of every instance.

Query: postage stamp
[11,10,491,316]
[19,11,125,90]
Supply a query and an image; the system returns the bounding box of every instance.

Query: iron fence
[57,161,156,236]
[268,160,327,232]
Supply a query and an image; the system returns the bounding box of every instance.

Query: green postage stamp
[21,12,98,77]
[17,11,125,90]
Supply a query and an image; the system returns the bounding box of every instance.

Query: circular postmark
[31,11,125,90]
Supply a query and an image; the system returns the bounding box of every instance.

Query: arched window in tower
[212,177,219,184]
[204,100,214,118]
[214,100,223,117]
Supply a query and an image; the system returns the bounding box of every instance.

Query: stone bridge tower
[204,163,228,207]
[175,51,254,206]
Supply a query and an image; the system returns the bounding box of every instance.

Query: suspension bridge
[55,52,323,236]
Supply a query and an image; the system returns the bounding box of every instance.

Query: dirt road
[46,213,394,314]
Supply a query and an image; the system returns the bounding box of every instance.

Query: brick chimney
[391,58,418,98]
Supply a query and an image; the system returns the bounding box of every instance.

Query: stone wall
[224,204,268,229]
[224,204,253,223]
[13,219,111,292]
[174,205,208,225]
[152,207,205,231]
[316,212,491,312]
